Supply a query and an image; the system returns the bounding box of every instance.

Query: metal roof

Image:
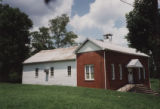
[75,38,149,57]
[24,38,149,64]
[23,46,78,64]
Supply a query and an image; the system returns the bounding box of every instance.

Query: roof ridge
[41,46,78,52]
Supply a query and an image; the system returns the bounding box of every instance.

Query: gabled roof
[127,59,143,68]
[75,38,149,57]
[23,46,78,64]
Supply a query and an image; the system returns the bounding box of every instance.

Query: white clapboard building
[22,46,78,86]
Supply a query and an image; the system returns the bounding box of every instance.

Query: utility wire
[120,0,133,7]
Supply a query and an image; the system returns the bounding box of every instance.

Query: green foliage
[30,14,78,54]
[126,0,160,78]
[0,84,160,109]
[31,27,54,54]
[8,72,21,83]
[150,78,160,92]
[0,4,32,82]
[49,14,78,48]
[126,0,157,53]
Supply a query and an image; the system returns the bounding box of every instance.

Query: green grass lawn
[150,78,160,92]
[0,83,160,109]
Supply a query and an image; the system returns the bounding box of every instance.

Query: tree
[0,3,32,82]
[126,0,160,87]
[49,14,77,48]
[31,27,54,54]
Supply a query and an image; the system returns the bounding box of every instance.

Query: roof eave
[104,48,149,57]
[23,58,76,65]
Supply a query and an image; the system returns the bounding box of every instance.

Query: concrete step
[129,84,160,96]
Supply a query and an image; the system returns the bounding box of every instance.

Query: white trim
[85,64,94,81]
[138,68,141,80]
[111,64,115,80]
[104,51,107,89]
[119,64,122,80]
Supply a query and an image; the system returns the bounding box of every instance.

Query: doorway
[46,72,49,81]
[44,69,49,82]
[128,72,133,84]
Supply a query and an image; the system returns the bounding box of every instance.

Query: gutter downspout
[104,50,107,89]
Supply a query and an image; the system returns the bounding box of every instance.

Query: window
[111,64,115,80]
[143,68,145,80]
[68,66,71,76]
[138,68,141,80]
[85,65,94,80]
[35,68,39,78]
[50,67,54,77]
[119,64,122,80]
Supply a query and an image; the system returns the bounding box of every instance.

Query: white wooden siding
[78,41,101,53]
[22,60,77,86]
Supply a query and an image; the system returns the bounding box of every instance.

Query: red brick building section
[105,50,150,90]
[77,51,105,89]
[76,38,150,90]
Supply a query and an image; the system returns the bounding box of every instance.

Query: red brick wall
[76,50,150,90]
[105,50,150,90]
[77,51,105,89]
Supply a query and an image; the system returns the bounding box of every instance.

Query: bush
[9,72,21,83]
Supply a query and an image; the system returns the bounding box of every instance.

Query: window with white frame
[138,68,141,80]
[35,68,39,78]
[111,64,115,80]
[143,68,145,79]
[68,66,71,76]
[50,67,54,77]
[85,65,94,80]
[119,64,122,80]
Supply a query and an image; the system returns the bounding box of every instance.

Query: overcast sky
[3,0,160,46]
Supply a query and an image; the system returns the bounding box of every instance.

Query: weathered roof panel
[23,46,78,64]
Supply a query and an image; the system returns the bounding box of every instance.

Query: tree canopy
[49,14,77,48]
[31,27,54,54]
[30,14,78,54]
[0,3,32,82]
[126,0,159,53]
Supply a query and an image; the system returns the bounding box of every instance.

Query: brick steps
[129,84,159,96]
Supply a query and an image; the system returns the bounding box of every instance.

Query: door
[45,71,49,82]
[128,72,133,84]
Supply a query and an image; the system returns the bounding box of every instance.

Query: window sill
[84,79,95,82]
